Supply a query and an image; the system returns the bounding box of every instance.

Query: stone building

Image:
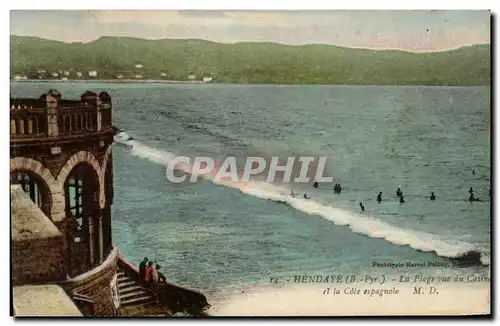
[11,89,119,316]
[10,89,210,317]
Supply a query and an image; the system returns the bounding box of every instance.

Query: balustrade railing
[10,107,48,137]
[10,91,113,140]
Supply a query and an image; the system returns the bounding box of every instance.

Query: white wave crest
[116,136,488,265]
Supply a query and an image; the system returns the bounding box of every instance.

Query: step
[117,273,128,279]
[119,285,145,295]
[121,294,156,307]
[118,280,137,289]
[119,288,150,300]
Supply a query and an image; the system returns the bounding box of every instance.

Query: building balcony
[10,90,116,147]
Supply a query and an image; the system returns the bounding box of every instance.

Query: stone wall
[61,247,119,316]
[12,236,66,286]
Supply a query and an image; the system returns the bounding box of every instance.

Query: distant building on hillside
[64,71,70,76]
[52,72,59,77]
[13,75,22,81]
[160,72,167,77]
[88,70,98,78]
[76,72,83,77]
[135,64,143,69]
[134,74,142,79]
[202,77,213,83]
[116,74,123,79]
[188,74,196,80]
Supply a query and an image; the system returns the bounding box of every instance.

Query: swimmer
[469,194,483,202]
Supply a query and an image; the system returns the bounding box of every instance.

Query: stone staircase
[117,269,156,309]
[116,255,209,316]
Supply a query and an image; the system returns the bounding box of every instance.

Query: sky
[10,10,491,52]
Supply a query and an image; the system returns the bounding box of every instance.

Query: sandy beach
[209,282,490,316]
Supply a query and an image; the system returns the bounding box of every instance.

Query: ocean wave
[116,134,489,267]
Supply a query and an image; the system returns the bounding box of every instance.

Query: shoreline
[10,79,489,87]
[11,79,209,84]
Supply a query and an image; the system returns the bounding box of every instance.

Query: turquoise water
[11,82,491,299]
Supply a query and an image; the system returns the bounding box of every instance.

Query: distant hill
[10,35,490,85]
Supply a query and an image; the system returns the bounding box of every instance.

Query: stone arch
[57,151,106,209]
[10,157,63,221]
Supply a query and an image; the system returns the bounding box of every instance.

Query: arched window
[65,163,100,276]
[10,170,52,217]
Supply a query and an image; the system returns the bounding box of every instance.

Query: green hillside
[10,35,490,85]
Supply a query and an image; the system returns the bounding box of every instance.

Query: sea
[10,82,491,312]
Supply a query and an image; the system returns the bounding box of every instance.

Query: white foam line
[117,136,487,265]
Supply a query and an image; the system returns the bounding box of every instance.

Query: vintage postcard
[9,10,491,317]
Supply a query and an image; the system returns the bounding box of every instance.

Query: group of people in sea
[333,183,342,194]
[360,188,405,212]
[139,257,167,290]
[290,172,489,213]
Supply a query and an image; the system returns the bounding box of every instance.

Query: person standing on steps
[396,188,402,198]
[377,192,382,204]
[430,192,436,200]
[152,264,163,291]
[156,264,166,283]
[359,202,365,212]
[313,181,319,189]
[139,257,148,282]
[399,195,405,203]
[145,261,154,288]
